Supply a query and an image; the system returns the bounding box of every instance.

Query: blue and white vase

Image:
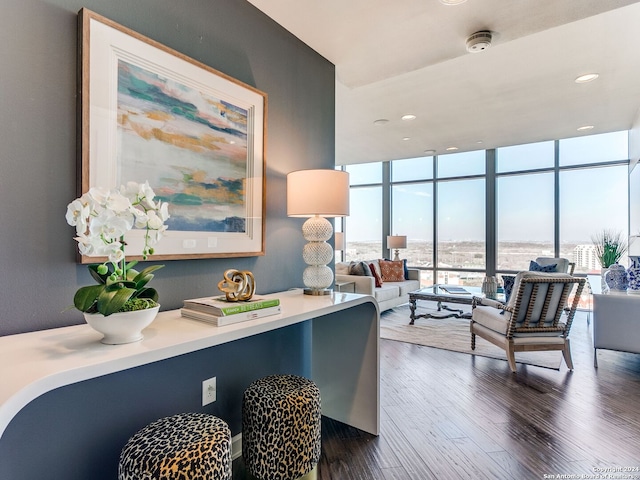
[627,256,640,294]
[605,263,628,294]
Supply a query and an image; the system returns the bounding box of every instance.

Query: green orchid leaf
[133,265,164,289]
[73,285,104,312]
[125,260,139,270]
[126,268,140,281]
[135,287,159,302]
[88,264,109,285]
[97,286,136,316]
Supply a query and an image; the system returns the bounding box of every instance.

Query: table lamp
[287,169,350,295]
[387,235,407,261]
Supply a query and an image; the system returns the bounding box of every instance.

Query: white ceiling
[247,0,640,165]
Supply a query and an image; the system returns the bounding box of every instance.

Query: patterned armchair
[471,271,585,372]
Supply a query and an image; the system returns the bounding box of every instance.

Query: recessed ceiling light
[476,141,483,144]
[424,149,436,155]
[575,73,599,84]
[439,0,467,4]
[373,119,389,126]
[446,146,459,151]
[401,114,416,121]
[577,125,594,131]
[402,137,411,141]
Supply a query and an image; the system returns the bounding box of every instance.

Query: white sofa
[335,261,420,312]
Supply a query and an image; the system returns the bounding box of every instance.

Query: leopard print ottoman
[118,412,231,480]
[242,374,321,480]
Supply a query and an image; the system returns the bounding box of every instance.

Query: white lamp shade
[387,235,407,249]
[287,169,350,217]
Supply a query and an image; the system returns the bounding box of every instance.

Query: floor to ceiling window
[344,162,383,261]
[342,130,630,285]
[391,156,434,285]
[496,141,555,272]
[558,131,630,274]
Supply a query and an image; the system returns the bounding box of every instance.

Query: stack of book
[181,296,281,326]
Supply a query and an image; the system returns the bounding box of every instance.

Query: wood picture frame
[77,8,266,263]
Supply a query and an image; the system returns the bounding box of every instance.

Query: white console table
[592,293,640,367]
[0,290,380,442]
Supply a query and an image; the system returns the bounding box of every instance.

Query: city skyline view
[341,130,631,294]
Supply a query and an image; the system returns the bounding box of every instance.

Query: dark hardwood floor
[234,308,640,479]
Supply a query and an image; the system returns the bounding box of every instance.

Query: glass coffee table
[408,285,505,325]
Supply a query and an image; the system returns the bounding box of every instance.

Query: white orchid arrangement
[66,181,170,316]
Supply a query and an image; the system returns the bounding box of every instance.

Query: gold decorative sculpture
[218,269,256,302]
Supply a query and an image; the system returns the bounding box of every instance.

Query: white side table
[335,281,355,293]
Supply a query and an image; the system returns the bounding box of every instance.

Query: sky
[345,130,629,245]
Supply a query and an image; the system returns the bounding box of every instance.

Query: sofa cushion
[335,262,350,275]
[472,305,509,335]
[398,280,420,296]
[379,260,405,282]
[375,284,400,303]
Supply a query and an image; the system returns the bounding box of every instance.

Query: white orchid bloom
[75,233,113,256]
[145,227,166,246]
[65,199,91,234]
[132,208,150,229]
[108,245,125,264]
[146,210,165,230]
[87,187,109,205]
[68,181,168,266]
[120,181,140,198]
[140,181,154,196]
[105,190,132,214]
[159,202,170,221]
[90,210,132,242]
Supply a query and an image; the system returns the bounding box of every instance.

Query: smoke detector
[466,30,492,53]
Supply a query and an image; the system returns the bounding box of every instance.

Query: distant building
[574,244,599,271]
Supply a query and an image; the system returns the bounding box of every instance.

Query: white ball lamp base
[301,215,334,295]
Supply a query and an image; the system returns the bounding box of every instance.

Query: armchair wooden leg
[507,343,517,373]
[562,339,574,371]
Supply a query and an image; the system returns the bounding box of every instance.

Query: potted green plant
[65,181,170,343]
[592,229,627,294]
[592,229,627,268]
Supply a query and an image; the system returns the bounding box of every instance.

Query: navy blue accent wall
[0,0,335,475]
[0,0,335,336]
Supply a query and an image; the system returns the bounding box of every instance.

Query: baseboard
[231,432,243,460]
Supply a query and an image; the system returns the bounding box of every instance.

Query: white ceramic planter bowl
[83,306,160,345]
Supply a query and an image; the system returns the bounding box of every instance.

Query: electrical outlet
[202,377,216,406]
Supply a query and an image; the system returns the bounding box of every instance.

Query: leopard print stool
[118,412,231,480]
[242,374,321,480]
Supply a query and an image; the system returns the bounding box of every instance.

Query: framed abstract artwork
[77,8,266,262]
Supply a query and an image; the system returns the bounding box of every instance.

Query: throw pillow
[379,259,405,282]
[382,258,409,279]
[368,260,382,279]
[348,261,372,277]
[502,275,516,303]
[348,262,365,276]
[529,260,557,272]
[402,259,409,280]
[361,261,373,277]
[370,263,383,287]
